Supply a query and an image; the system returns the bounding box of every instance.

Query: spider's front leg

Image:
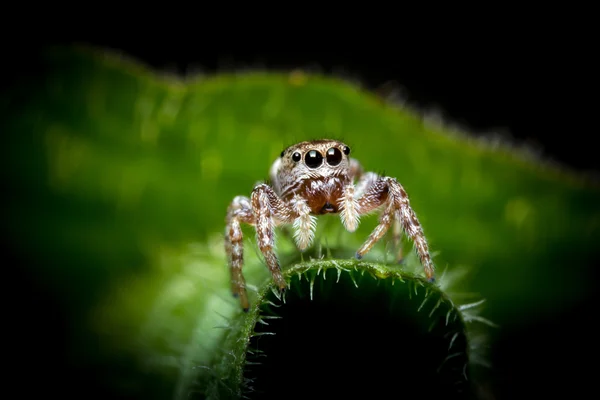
[354,176,435,282]
[225,196,254,311]
[251,184,294,295]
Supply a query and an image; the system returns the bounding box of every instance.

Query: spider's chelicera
[225,139,435,311]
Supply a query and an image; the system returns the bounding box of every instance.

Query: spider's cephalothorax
[225,139,435,311]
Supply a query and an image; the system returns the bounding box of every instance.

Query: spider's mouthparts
[320,202,335,213]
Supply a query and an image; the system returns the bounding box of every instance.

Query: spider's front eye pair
[296,147,346,169]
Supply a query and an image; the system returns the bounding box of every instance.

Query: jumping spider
[225,139,435,311]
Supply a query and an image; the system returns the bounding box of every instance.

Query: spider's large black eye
[292,152,301,162]
[304,150,323,169]
[326,147,343,166]
[343,146,350,155]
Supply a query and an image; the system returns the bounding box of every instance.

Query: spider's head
[270,139,352,194]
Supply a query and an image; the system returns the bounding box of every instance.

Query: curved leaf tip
[198,258,491,400]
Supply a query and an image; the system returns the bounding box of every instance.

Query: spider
[225,139,435,311]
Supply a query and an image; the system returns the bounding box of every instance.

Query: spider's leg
[339,183,359,232]
[225,196,254,311]
[251,184,295,293]
[354,176,435,282]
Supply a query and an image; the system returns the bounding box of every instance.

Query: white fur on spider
[339,184,360,232]
[308,177,340,196]
[290,195,317,250]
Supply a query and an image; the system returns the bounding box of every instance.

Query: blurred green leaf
[4,46,599,399]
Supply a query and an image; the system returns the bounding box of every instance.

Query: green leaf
[204,256,488,399]
[4,45,599,399]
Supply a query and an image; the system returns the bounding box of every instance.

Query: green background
[3,46,599,398]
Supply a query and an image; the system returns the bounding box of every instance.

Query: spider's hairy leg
[225,196,254,311]
[354,176,435,282]
[251,184,293,293]
[290,195,317,251]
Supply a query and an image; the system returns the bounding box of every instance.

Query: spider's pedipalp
[290,194,317,251]
[338,184,359,232]
[339,170,379,232]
